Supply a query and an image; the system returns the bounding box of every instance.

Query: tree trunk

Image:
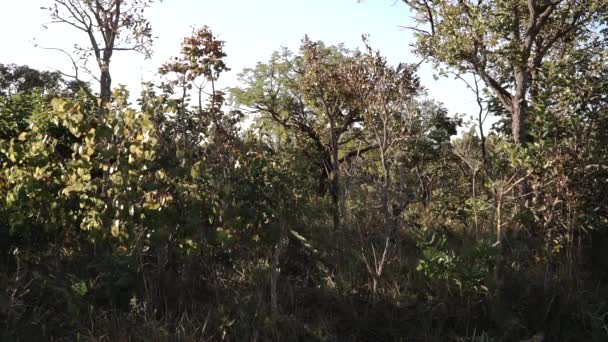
[496,195,503,245]
[100,68,112,104]
[270,221,289,314]
[331,170,340,231]
[380,151,393,237]
[511,98,526,144]
[99,48,113,118]
[512,68,533,203]
[329,130,340,231]
[512,67,528,145]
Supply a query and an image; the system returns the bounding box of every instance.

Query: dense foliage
[1,1,607,341]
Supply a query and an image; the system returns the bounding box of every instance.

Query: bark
[270,221,289,314]
[329,120,341,231]
[496,194,503,245]
[512,66,529,145]
[99,65,112,107]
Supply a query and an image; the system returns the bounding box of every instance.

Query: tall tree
[47,0,156,115]
[234,38,385,231]
[402,0,607,145]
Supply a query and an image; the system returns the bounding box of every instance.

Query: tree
[0,64,63,97]
[356,40,421,293]
[402,0,607,146]
[159,26,230,149]
[46,0,156,114]
[233,38,376,231]
[0,64,92,140]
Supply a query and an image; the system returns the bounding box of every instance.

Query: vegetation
[1,1,607,341]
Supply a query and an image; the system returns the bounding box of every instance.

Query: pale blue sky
[0,0,483,128]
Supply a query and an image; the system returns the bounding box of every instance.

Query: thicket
[1,1,607,341]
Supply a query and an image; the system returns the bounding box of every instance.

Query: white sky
[0,0,487,130]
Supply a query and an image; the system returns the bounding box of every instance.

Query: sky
[0,0,484,129]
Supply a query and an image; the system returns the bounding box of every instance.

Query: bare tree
[46,0,156,116]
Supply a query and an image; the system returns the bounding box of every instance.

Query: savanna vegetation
[1,1,607,341]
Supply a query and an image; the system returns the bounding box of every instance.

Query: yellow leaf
[111,219,120,237]
[51,98,67,112]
